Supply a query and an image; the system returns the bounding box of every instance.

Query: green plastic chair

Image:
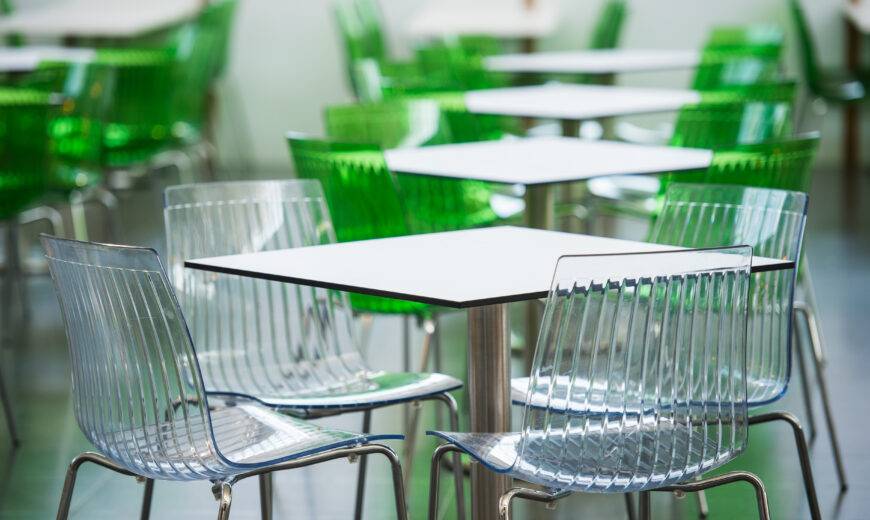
[0,87,58,448]
[324,99,502,234]
[691,46,782,90]
[707,24,785,48]
[169,0,238,145]
[0,88,56,223]
[287,134,424,316]
[588,0,628,50]
[659,134,818,195]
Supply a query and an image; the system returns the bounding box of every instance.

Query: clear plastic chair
[42,234,408,520]
[428,248,771,519]
[163,180,465,519]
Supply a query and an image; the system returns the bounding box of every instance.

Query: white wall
[216,0,854,173]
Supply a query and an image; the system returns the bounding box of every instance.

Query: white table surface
[485,48,702,74]
[186,226,793,309]
[464,83,701,121]
[0,0,201,38]
[845,1,870,33]
[0,46,95,72]
[407,0,558,39]
[384,137,712,185]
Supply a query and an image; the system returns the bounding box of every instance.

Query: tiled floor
[0,167,867,519]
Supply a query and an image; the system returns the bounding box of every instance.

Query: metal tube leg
[258,473,273,520]
[140,479,154,520]
[524,185,553,372]
[624,493,636,520]
[639,491,651,520]
[696,488,709,518]
[793,311,817,441]
[215,482,233,520]
[467,304,510,520]
[749,412,822,520]
[658,472,770,520]
[436,393,467,520]
[403,319,436,484]
[354,410,373,520]
[429,443,463,520]
[0,369,18,448]
[69,191,89,241]
[806,323,849,492]
[56,452,138,520]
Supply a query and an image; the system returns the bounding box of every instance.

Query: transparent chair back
[650,184,807,404]
[43,234,388,482]
[517,247,752,492]
[163,180,371,402]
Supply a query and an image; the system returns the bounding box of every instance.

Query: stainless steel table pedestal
[467,304,510,520]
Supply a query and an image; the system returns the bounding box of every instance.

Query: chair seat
[95,403,401,481]
[429,421,740,493]
[205,370,463,411]
[512,376,779,410]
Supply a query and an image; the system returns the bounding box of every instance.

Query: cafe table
[0,46,94,72]
[407,0,559,52]
[186,225,793,520]
[384,136,712,231]
[463,83,700,130]
[0,0,201,40]
[485,48,701,75]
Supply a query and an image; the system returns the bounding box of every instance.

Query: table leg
[466,304,510,520]
[844,18,861,225]
[524,185,552,370]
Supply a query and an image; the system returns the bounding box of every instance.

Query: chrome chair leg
[214,481,233,520]
[497,486,570,520]
[140,478,154,520]
[403,318,436,482]
[56,452,139,520]
[18,205,66,239]
[353,410,373,520]
[258,473,273,520]
[624,493,636,520]
[658,471,770,520]
[792,311,818,441]
[748,412,822,519]
[428,443,463,520]
[638,491,651,520]
[794,305,849,492]
[231,443,408,520]
[696,487,709,517]
[0,368,19,448]
[429,393,466,520]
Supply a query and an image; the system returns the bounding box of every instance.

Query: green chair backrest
[33,61,115,191]
[287,134,429,315]
[323,99,500,234]
[706,24,785,50]
[93,49,177,168]
[0,88,57,220]
[588,0,627,49]
[335,0,387,64]
[787,0,823,94]
[662,134,819,194]
[691,45,782,90]
[669,82,796,150]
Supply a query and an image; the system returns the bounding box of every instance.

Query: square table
[186,226,793,520]
[0,0,202,40]
[407,0,558,46]
[384,136,713,230]
[0,46,95,73]
[485,48,702,75]
[464,83,701,124]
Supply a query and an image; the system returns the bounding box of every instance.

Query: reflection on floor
[0,168,867,519]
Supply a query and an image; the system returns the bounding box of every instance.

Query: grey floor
[0,166,867,519]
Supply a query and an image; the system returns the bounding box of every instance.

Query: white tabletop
[186,227,793,309]
[845,1,870,33]
[384,137,712,185]
[485,49,702,74]
[464,83,701,121]
[0,46,95,72]
[0,0,201,39]
[407,0,558,39]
